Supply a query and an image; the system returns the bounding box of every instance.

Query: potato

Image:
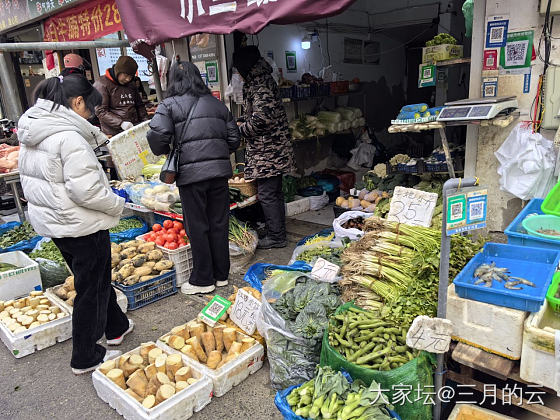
[118,264,135,279]
[335,196,344,206]
[124,275,140,286]
[143,261,156,269]
[63,276,75,290]
[111,253,121,269]
[111,243,122,254]
[118,259,132,270]
[132,254,147,268]
[112,272,123,283]
[120,248,137,260]
[121,240,142,249]
[159,270,173,275]
[154,260,173,272]
[140,275,157,282]
[138,242,156,254]
[134,266,153,277]
[146,250,164,262]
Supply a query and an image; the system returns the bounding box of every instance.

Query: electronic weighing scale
[436,96,518,122]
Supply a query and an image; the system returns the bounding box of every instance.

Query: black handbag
[159,98,199,184]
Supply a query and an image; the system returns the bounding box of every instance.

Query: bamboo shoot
[107,369,126,389]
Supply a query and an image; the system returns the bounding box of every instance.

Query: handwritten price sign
[387,187,438,227]
[311,257,340,282]
[406,316,453,354]
[230,289,261,335]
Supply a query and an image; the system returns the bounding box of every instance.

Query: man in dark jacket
[147,62,240,295]
[233,46,294,249]
[94,56,148,136]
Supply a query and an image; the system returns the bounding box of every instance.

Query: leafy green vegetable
[0,222,37,249]
[30,240,65,264]
[109,218,144,233]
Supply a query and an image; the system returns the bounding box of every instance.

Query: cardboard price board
[387,187,438,227]
[198,295,231,327]
[230,289,261,335]
[311,257,340,282]
[406,316,453,354]
[446,187,488,236]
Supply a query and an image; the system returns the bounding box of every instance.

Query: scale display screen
[439,107,471,119]
[468,105,492,118]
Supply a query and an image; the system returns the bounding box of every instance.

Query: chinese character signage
[406,316,453,354]
[387,187,438,228]
[43,0,123,42]
[0,0,81,34]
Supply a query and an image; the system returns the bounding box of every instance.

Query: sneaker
[257,236,287,249]
[181,282,215,295]
[71,350,122,375]
[106,319,135,346]
[216,280,229,287]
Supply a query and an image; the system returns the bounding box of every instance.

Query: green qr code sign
[199,295,231,327]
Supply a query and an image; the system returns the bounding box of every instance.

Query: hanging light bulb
[301,34,311,50]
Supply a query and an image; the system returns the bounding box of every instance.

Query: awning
[115,0,356,57]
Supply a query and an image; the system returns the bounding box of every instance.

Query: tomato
[146,234,155,242]
[163,220,173,229]
[165,233,177,243]
[152,224,162,232]
[179,229,186,237]
[155,237,165,246]
[178,239,187,247]
[173,221,183,231]
[167,242,178,250]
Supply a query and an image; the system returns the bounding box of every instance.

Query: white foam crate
[92,342,213,420]
[0,297,71,358]
[520,300,560,389]
[448,403,516,420]
[0,251,42,300]
[157,324,265,397]
[286,197,310,217]
[446,284,528,360]
[45,285,128,314]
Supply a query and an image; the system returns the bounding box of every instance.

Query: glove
[120,121,134,131]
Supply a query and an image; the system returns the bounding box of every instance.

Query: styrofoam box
[446,284,528,360]
[286,197,310,217]
[0,297,71,358]
[0,251,41,300]
[520,300,560,389]
[92,342,213,420]
[157,325,265,397]
[448,403,516,420]
[45,285,128,314]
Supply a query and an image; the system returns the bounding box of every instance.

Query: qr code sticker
[450,202,463,221]
[469,201,485,220]
[489,27,504,44]
[484,85,496,97]
[505,40,529,66]
[206,301,225,318]
[207,65,217,81]
[486,56,495,67]
[423,67,433,78]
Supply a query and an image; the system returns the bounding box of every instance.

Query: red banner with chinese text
[43,0,123,42]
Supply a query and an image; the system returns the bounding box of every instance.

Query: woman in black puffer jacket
[147,62,240,295]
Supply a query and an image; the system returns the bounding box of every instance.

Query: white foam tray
[0,298,71,358]
[45,285,128,314]
[92,342,213,420]
[157,326,264,397]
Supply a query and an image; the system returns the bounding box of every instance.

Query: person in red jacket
[93,56,148,136]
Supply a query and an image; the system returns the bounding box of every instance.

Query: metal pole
[151,57,164,102]
[0,39,129,51]
[434,177,478,420]
[0,52,23,119]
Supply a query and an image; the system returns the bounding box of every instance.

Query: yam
[223,328,237,352]
[112,272,123,283]
[206,351,222,369]
[131,254,147,268]
[118,259,132,270]
[146,250,164,262]
[140,276,157,282]
[125,388,144,403]
[155,354,167,374]
[107,369,126,389]
[156,384,175,404]
[121,240,141,249]
[174,366,191,382]
[140,343,156,365]
[240,338,256,353]
[185,337,207,363]
[168,335,185,350]
[175,381,188,392]
[118,264,135,279]
[188,322,205,343]
[134,266,153,277]
[165,354,183,380]
[187,378,198,385]
[180,345,199,362]
[120,248,137,260]
[144,364,157,381]
[142,395,156,409]
[201,331,216,356]
[148,348,163,364]
[124,275,140,286]
[126,369,148,398]
[228,341,242,357]
[111,253,121,269]
[138,242,156,254]
[213,325,225,353]
[99,359,116,375]
[154,260,173,272]
[111,243,123,254]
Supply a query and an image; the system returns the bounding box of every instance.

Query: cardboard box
[422,44,463,63]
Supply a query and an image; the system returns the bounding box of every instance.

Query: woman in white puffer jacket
[18,75,132,374]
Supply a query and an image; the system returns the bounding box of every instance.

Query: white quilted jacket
[18,99,124,238]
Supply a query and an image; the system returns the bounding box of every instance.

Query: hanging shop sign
[446,187,488,236]
[418,64,436,88]
[499,30,534,75]
[199,295,231,327]
[229,289,261,335]
[406,316,453,354]
[0,0,81,33]
[387,187,438,228]
[485,17,508,48]
[43,0,123,42]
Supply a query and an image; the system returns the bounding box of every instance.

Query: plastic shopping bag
[333,211,374,241]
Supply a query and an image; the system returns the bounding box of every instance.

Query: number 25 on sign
[387,187,438,228]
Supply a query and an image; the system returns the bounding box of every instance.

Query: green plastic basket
[546,272,560,314]
[542,180,560,217]
[521,214,560,240]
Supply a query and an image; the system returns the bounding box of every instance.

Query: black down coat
[147,93,240,186]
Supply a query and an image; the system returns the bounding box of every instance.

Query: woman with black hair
[147,62,240,295]
[17,74,132,374]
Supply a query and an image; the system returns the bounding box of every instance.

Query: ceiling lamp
[301,34,312,50]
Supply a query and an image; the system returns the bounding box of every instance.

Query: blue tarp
[109,216,149,243]
[0,222,41,253]
[243,261,312,292]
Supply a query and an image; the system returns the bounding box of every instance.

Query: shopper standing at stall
[94,56,149,136]
[17,75,133,374]
[147,62,240,295]
[233,46,294,249]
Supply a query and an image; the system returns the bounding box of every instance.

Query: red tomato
[163,220,173,229]
[178,239,186,247]
[152,224,162,232]
[172,221,183,231]
[179,229,186,237]
[146,234,155,242]
[166,233,177,243]
[155,237,165,246]
[167,242,178,250]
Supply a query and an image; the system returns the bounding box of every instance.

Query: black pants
[257,175,286,241]
[179,178,230,287]
[53,230,129,369]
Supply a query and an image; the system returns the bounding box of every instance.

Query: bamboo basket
[229,164,257,198]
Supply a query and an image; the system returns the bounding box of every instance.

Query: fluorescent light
[301,34,311,50]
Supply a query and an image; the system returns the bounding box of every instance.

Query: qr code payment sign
[423,67,433,78]
[484,85,496,97]
[206,301,225,318]
[490,27,505,44]
[505,40,529,66]
[450,202,463,221]
[469,201,485,220]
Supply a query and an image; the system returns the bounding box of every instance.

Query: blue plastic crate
[453,242,560,312]
[113,271,177,310]
[505,198,560,250]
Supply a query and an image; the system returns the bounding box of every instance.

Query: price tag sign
[406,316,453,354]
[230,289,262,335]
[311,257,340,282]
[446,187,488,236]
[387,187,438,227]
[198,295,231,327]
